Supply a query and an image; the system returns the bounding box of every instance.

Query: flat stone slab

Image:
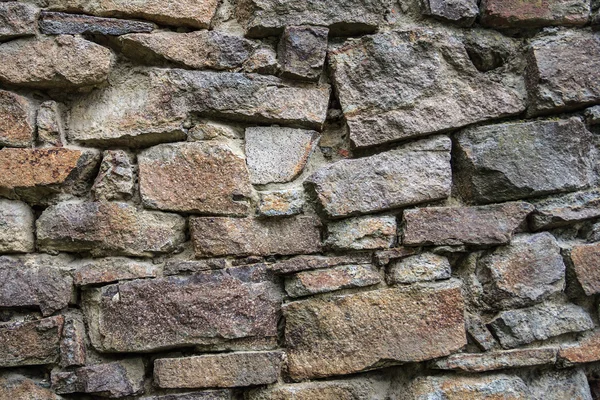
[0,316,63,367]
[531,189,600,230]
[285,264,381,298]
[407,374,531,399]
[0,2,37,42]
[481,0,590,28]
[39,11,155,35]
[325,215,397,250]
[431,347,558,372]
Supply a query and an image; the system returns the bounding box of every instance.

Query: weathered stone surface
[73,257,158,286]
[569,243,600,296]
[0,375,62,400]
[325,216,396,250]
[0,200,34,253]
[0,36,112,90]
[476,233,565,309]
[373,247,417,266]
[40,11,154,35]
[481,0,590,28]
[559,329,600,365]
[466,313,497,351]
[527,30,600,115]
[284,280,466,380]
[237,0,392,37]
[52,359,145,398]
[0,90,34,148]
[532,189,600,230]
[60,311,86,367]
[247,378,389,400]
[387,253,451,284]
[488,302,594,349]
[526,368,592,400]
[423,0,478,26]
[0,2,37,42]
[307,136,451,217]
[154,351,283,389]
[455,117,593,203]
[279,26,328,81]
[246,127,319,185]
[140,392,232,400]
[46,0,219,28]
[83,270,282,352]
[243,44,280,75]
[587,105,600,125]
[329,30,525,148]
[36,101,65,147]
[0,254,73,316]
[139,142,252,215]
[431,347,557,372]
[163,258,227,276]
[406,375,531,399]
[0,316,63,367]
[285,264,381,297]
[92,150,135,201]
[269,254,371,275]
[37,202,186,257]
[257,189,304,217]
[119,31,255,70]
[191,216,321,257]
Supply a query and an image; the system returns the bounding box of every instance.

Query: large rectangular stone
[39,11,155,35]
[481,0,590,28]
[269,254,372,275]
[283,280,466,380]
[0,316,63,367]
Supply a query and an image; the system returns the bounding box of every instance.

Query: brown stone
[154,351,283,389]
[284,280,466,380]
[325,216,396,250]
[0,2,38,42]
[569,243,600,296]
[373,247,418,266]
[481,0,590,28]
[387,253,451,284]
[163,258,227,276]
[430,347,558,372]
[39,11,156,35]
[278,26,328,81]
[0,375,62,400]
[407,375,530,399]
[60,311,86,367]
[139,142,252,216]
[0,90,35,148]
[246,378,388,400]
[0,200,34,254]
[140,392,233,400]
[36,101,66,147]
[73,257,159,286]
[531,189,600,230]
[559,329,600,365]
[0,316,63,367]
[257,189,304,217]
[285,264,381,298]
[92,150,135,201]
[269,254,372,275]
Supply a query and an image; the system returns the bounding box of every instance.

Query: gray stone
[246,127,319,185]
[455,117,593,203]
[329,29,526,148]
[140,392,232,400]
[92,150,135,201]
[0,90,35,148]
[163,259,227,276]
[374,247,418,266]
[488,302,594,349]
[406,374,531,399]
[0,316,63,367]
[0,2,37,42]
[39,11,155,35]
[36,101,65,147]
[526,368,593,400]
[246,378,389,400]
[257,190,304,217]
[269,254,372,275]
[527,30,600,115]
[586,105,600,125]
[0,200,34,254]
[279,26,328,81]
[285,264,381,297]
[531,190,600,230]
[466,313,497,351]
[423,0,478,26]
[307,135,451,217]
[481,0,590,28]
[243,44,280,75]
[0,375,62,400]
[387,253,451,284]
[325,215,396,250]
[59,311,86,367]
[568,242,600,296]
[73,257,159,286]
[430,347,557,372]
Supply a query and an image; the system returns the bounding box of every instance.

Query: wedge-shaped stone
[527,30,600,115]
[154,352,283,388]
[559,329,600,365]
[431,347,558,372]
[0,200,34,254]
[569,243,600,296]
[0,2,37,42]
[73,257,158,286]
[329,30,526,147]
[285,264,381,298]
[0,375,62,400]
[325,215,396,250]
[191,216,321,258]
[307,135,451,217]
[0,316,63,367]
[0,90,35,148]
[284,280,466,380]
[37,202,186,257]
[269,254,371,275]
[481,0,590,28]
[407,375,530,399]
[40,11,155,35]
[46,0,219,28]
[532,190,600,230]
[455,117,593,203]
[83,270,282,352]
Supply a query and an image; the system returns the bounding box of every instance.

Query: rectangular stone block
[140,392,232,400]
[0,2,37,42]
[39,11,155,35]
[481,0,590,28]
[72,257,159,286]
[559,329,600,365]
[285,264,381,298]
[269,254,372,275]
[0,199,34,253]
[407,375,530,399]
[430,347,558,372]
[532,189,600,230]
[387,253,451,284]
[0,90,35,147]
[325,215,396,250]
[0,375,62,400]
[0,316,63,367]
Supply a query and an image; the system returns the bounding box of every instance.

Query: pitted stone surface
[0,90,35,148]
[0,316,64,367]
[0,200,34,253]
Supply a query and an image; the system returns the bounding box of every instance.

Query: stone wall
[0,0,600,398]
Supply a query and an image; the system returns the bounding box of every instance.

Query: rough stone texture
[139,142,252,215]
[387,253,451,284]
[559,329,600,365]
[119,31,255,71]
[83,270,282,352]
[430,347,557,372]
[257,189,304,217]
[284,280,466,380]
[37,202,186,257]
[423,0,478,26]
[40,11,155,35]
[526,368,593,400]
[285,264,381,297]
[154,352,283,389]
[246,378,389,400]
[466,313,498,351]
[243,44,280,75]
[406,375,531,399]
[36,101,65,147]
[279,26,328,81]
[0,375,62,400]
[481,0,590,28]
[190,216,321,257]
[46,0,219,28]
[60,311,86,367]
[329,29,526,148]
[325,215,396,250]
[0,316,63,367]
[455,117,593,204]
[246,127,319,185]
[0,254,73,316]
[237,0,392,37]
[73,257,159,286]
[163,258,227,276]
[269,254,371,275]
[0,36,112,90]
[489,302,594,349]
[0,200,34,254]
[92,150,135,201]
[307,135,451,217]
[531,189,600,230]
[373,247,418,266]
[569,243,600,296]
[527,30,600,115]
[52,359,145,398]
[0,90,35,148]
[140,392,232,400]
[0,2,37,42]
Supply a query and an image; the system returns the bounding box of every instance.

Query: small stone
[455,117,593,203]
[278,26,328,81]
[0,200,34,254]
[0,375,62,400]
[37,202,186,257]
[59,311,86,367]
[190,216,321,258]
[407,374,531,399]
[423,0,478,26]
[52,359,145,397]
[0,2,37,42]
[246,127,319,185]
[307,135,452,217]
[586,105,600,125]
[559,329,600,365]
[285,264,381,297]
[568,243,600,296]
[257,190,304,217]
[140,392,232,400]
[73,257,159,286]
[246,378,388,400]
[92,150,134,201]
[284,280,466,380]
[526,368,593,400]
[387,253,451,284]
[154,351,283,389]
[374,247,418,267]
[488,302,594,349]
[430,347,557,372]
[269,254,372,275]
[325,215,396,251]
[36,101,65,147]
[466,313,497,351]
[163,258,228,276]
[403,202,534,246]
[0,316,63,367]
[0,90,35,148]
[40,11,155,35]
[187,121,240,141]
[531,190,600,231]
[243,44,279,75]
[481,0,590,28]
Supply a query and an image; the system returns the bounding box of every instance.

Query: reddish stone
[569,243,600,296]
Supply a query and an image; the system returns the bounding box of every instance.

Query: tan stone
[0,316,63,367]
[0,375,62,400]
[0,200,34,254]
[569,243,600,296]
[269,254,372,275]
[407,375,531,399]
[325,215,397,250]
[0,2,38,42]
[481,0,590,28]
[430,347,558,372]
[559,329,600,365]
[285,264,381,298]
[0,90,35,148]
[73,257,159,286]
